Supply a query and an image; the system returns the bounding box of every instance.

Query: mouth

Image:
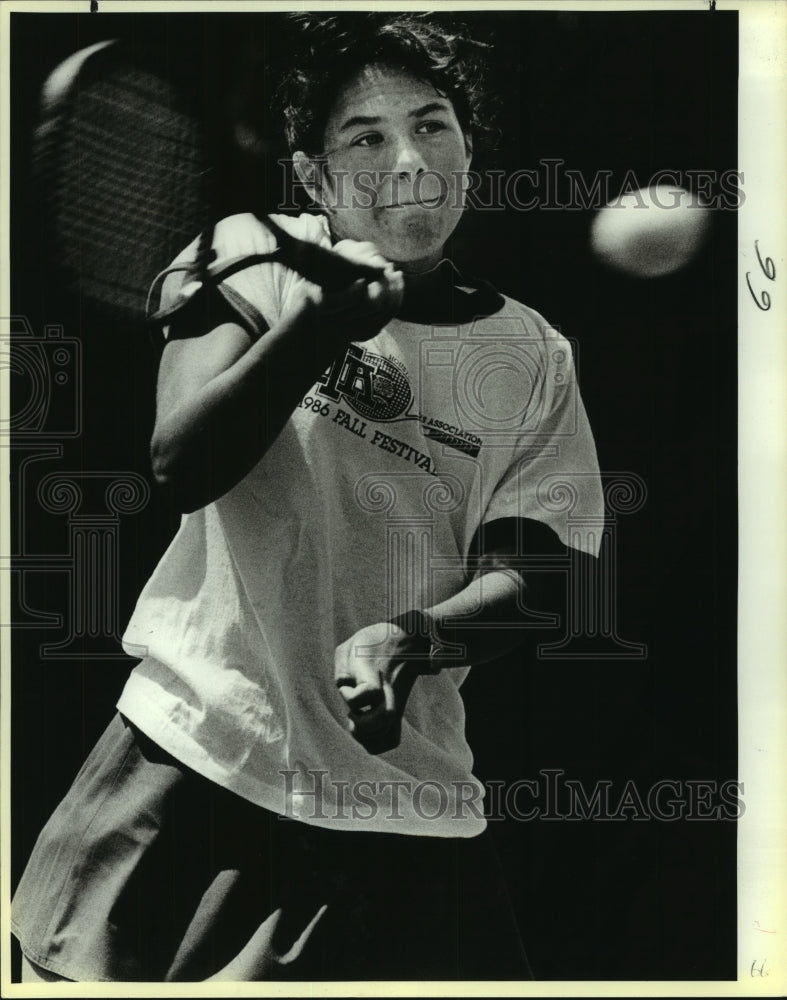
[383,197,443,209]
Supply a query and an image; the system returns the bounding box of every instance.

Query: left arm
[335,517,582,752]
[408,567,544,669]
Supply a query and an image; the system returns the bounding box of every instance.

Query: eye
[352,132,384,148]
[416,120,448,136]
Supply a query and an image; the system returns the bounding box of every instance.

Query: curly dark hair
[274,13,495,157]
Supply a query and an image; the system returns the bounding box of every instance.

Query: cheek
[327,208,378,244]
[378,206,461,251]
[428,144,471,183]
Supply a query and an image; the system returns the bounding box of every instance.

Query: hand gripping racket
[147,213,386,332]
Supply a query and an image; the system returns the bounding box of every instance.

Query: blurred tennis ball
[590,185,711,277]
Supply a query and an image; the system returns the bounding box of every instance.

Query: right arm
[150,241,403,513]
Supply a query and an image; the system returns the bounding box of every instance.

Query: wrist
[290,300,358,355]
[273,302,346,364]
[387,609,444,675]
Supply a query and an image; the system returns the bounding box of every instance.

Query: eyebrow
[338,102,451,133]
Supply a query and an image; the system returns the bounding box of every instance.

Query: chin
[379,211,462,267]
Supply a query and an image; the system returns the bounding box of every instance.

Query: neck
[401,258,455,292]
[393,250,446,274]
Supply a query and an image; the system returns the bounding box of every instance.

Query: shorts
[12,712,533,982]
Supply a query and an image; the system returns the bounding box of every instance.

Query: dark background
[9,9,738,981]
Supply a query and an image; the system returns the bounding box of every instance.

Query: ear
[294,150,328,208]
[464,132,474,168]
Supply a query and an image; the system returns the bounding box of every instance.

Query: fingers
[317,271,403,340]
[280,279,323,328]
[331,240,404,313]
[286,237,404,344]
[334,623,424,753]
[335,647,394,733]
[336,676,384,714]
[364,275,403,320]
[351,676,403,755]
[336,670,391,731]
[335,665,416,755]
[367,267,405,305]
[318,277,379,327]
[332,239,389,271]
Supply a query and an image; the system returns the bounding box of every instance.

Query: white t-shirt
[118,212,603,837]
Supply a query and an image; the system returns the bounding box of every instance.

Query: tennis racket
[33,39,385,336]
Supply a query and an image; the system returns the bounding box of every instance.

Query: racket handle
[258,214,385,291]
[148,217,386,330]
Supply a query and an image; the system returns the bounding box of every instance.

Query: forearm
[151,310,339,512]
[415,569,539,669]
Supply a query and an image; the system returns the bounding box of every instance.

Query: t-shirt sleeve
[155,212,332,340]
[479,320,603,557]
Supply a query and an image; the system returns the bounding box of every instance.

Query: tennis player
[12,13,602,981]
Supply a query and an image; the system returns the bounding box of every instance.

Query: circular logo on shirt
[346,353,413,422]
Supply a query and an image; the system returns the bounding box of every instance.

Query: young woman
[13,13,601,981]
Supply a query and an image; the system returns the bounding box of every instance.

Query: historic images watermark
[2,316,151,659]
[280,768,744,824]
[276,159,745,213]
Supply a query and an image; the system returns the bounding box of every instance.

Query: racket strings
[37,58,207,318]
[191,97,220,290]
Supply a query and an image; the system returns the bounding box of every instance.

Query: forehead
[325,63,452,130]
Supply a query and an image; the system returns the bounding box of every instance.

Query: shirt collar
[320,212,504,324]
[396,257,505,325]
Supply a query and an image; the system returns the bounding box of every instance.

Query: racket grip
[259,214,385,292]
[148,220,386,329]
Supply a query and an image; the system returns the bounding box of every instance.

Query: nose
[391,136,428,179]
